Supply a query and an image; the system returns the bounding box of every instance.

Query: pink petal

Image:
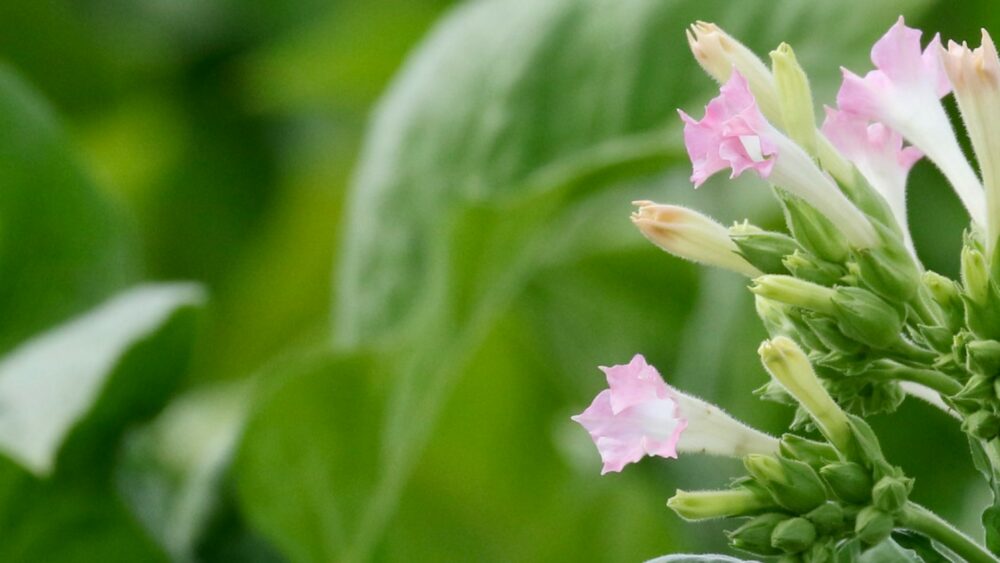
[870,16,925,84]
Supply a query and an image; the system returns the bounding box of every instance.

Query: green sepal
[776,189,850,262]
[744,455,828,514]
[806,502,846,536]
[871,476,911,513]
[727,513,787,556]
[779,434,840,468]
[964,411,1000,440]
[968,339,1000,378]
[854,506,894,545]
[731,226,801,275]
[853,221,920,303]
[771,517,817,553]
[831,287,903,349]
[820,461,872,504]
[801,313,866,356]
[783,250,846,286]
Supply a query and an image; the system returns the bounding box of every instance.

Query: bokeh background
[0,0,996,561]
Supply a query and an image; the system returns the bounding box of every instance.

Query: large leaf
[233,351,382,563]
[0,283,205,475]
[646,555,756,563]
[0,283,205,562]
[0,63,136,352]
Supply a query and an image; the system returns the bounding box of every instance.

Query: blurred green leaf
[234,351,382,563]
[0,283,204,562]
[0,63,137,353]
[0,283,204,475]
[645,555,755,562]
[117,381,251,561]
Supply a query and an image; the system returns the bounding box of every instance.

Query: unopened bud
[806,502,845,535]
[854,224,921,302]
[759,337,853,453]
[800,314,865,356]
[963,245,991,305]
[667,487,775,521]
[854,506,894,545]
[744,454,827,514]
[830,287,903,349]
[730,223,801,275]
[755,296,796,336]
[779,434,839,468]
[751,275,837,315]
[686,22,781,123]
[771,43,817,155]
[777,191,852,262]
[963,410,1000,440]
[820,462,872,504]
[631,202,762,277]
[783,251,845,286]
[923,271,962,309]
[771,517,817,553]
[727,513,786,556]
[968,339,1000,377]
[872,476,911,513]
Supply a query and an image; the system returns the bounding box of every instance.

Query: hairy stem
[898,502,999,563]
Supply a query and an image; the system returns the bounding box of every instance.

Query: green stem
[898,502,999,563]
[892,366,962,396]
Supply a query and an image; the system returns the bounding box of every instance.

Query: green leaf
[0,283,205,475]
[0,63,136,353]
[857,539,926,563]
[234,351,382,563]
[891,531,951,563]
[116,381,252,561]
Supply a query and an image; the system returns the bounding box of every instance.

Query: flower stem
[898,502,999,563]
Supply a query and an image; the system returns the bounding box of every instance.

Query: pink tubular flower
[679,71,877,248]
[572,355,778,474]
[822,108,922,251]
[837,17,985,226]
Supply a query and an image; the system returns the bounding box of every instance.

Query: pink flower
[571,355,687,474]
[837,17,985,226]
[679,72,877,248]
[679,71,777,186]
[821,108,922,250]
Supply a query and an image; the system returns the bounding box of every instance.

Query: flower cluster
[573,17,1000,563]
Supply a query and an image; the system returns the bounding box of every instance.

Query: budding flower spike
[679,71,877,248]
[571,354,778,474]
[630,202,762,277]
[837,17,987,226]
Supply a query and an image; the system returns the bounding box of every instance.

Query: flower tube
[572,354,778,474]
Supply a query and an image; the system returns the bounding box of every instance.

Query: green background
[0,0,993,561]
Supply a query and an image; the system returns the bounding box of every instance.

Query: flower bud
[771,43,817,155]
[872,476,911,513]
[805,502,845,535]
[830,287,903,349]
[854,506,894,545]
[963,410,1000,440]
[819,462,872,504]
[968,339,1000,377]
[751,275,837,315]
[668,488,776,521]
[729,223,801,275]
[755,296,797,336]
[777,191,853,261]
[800,314,865,356]
[727,513,787,556]
[853,223,921,303]
[758,337,853,453]
[779,434,839,468]
[631,202,762,277]
[686,22,781,122]
[782,251,845,286]
[963,245,991,305]
[771,517,817,553]
[744,454,827,514]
